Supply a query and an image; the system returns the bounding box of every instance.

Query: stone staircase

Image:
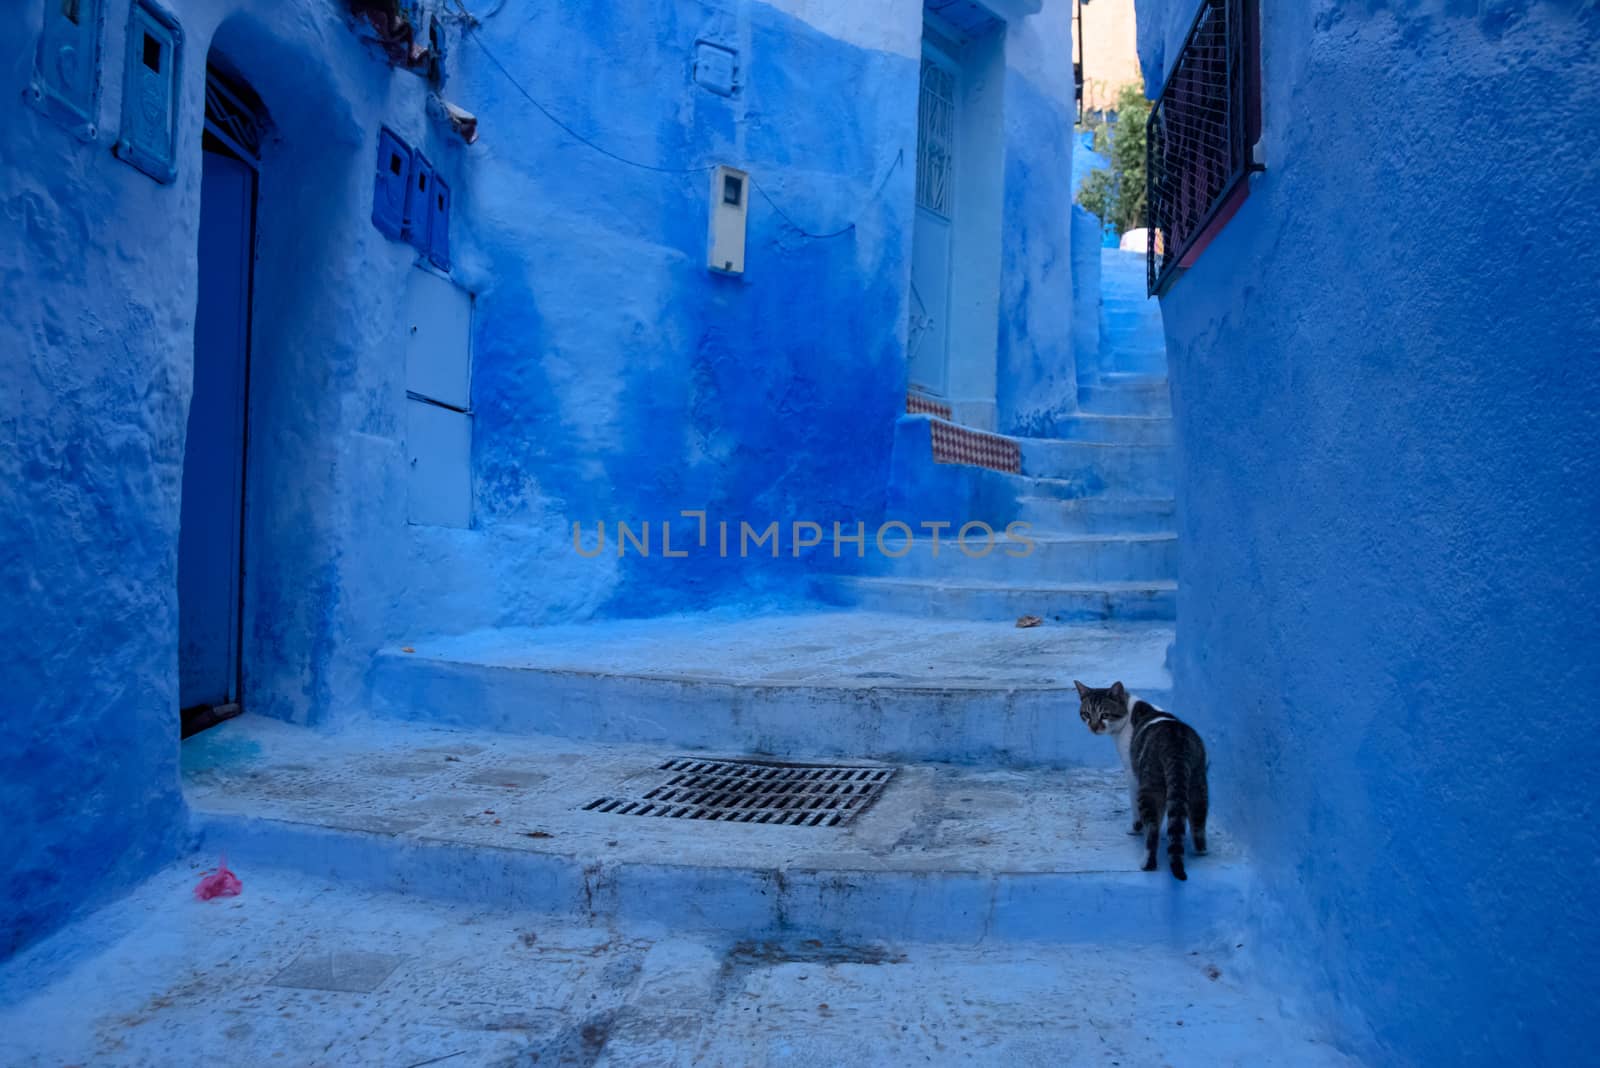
[823,247,1177,624]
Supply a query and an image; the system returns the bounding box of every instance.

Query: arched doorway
[177,62,266,737]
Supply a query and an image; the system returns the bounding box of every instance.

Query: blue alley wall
[996,71,1081,438]
[1137,1,1600,1062]
[1,0,1079,957]
[401,1,915,632]
[412,1,1081,633]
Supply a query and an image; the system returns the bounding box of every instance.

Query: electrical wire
[452,12,901,240]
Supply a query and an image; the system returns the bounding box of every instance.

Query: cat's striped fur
[1075,680,1208,881]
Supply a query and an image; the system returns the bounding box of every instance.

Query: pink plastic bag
[194,855,242,901]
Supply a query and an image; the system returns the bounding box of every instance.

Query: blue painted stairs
[823,247,1177,622]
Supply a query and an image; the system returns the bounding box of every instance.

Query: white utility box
[708,165,749,275]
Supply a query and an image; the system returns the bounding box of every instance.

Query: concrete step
[868,531,1177,584]
[1078,380,1172,416]
[1098,348,1169,379]
[1019,439,1174,496]
[1049,412,1172,446]
[185,715,1242,948]
[1015,494,1176,533]
[0,860,1357,1068]
[885,416,1173,533]
[823,574,1177,623]
[365,611,1174,766]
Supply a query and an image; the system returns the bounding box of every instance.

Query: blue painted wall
[997,70,1080,437]
[1,0,1081,957]
[1137,0,1600,1061]
[406,0,914,630]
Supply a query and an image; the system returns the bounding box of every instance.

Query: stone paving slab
[184,716,1249,947]
[382,611,1173,692]
[0,865,1359,1067]
[184,715,1220,878]
[365,612,1173,765]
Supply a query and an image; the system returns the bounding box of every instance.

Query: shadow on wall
[207,14,388,728]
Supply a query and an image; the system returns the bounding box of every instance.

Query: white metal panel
[708,165,748,274]
[403,267,473,409]
[406,398,472,528]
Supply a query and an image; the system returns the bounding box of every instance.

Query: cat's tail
[1163,754,1190,881]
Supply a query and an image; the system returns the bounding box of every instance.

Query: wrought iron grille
[204,67,265,161]
[1145,0,1261,295]
[916,58,956,217]
[584,757,897,828]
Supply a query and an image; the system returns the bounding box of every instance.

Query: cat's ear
[1073,680,1088,698]
[1110,681,1126,699]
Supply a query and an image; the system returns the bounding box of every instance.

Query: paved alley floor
[183,715,1207,876]
[0,863,1357,1067]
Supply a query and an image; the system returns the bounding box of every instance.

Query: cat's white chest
[1113,723,1136,780]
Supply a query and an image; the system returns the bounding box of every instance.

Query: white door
[909,50,958,398]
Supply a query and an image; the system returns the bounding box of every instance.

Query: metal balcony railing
[1145,0,1262,295]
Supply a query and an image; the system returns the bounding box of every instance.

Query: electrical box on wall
[707,165,748,275]
[693,41,738,97]
[28,0,106,139]
[114,0,182,182]
[402,267,473,529]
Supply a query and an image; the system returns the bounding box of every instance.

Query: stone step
[1050,412,1172,446]
[1078,380,1172,416]
[185,715,1242,948]
[0,860,1356,1068]
[1099,337,1166,358]
[823,574,1177,623]
[365,611,1174,766]
[1100,304,1165,329]
[867,531,1176,584]
[1015,494,1176,533]
[1097,349,1169,379]
[1019,439,1174,496]
[886,416,1173,534]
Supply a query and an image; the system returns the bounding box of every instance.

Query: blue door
[178,145,254,711]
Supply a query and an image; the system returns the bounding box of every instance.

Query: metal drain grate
[583,758,897,827]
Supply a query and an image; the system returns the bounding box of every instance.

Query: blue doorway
[178,68,260,733]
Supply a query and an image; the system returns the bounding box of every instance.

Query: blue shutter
[373,127,410,240]
[404,151,435,250]
[427,176,451,271]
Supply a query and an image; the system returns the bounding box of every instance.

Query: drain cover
[584,757,896,827]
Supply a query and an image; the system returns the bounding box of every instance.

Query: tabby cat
[1075,680,1208,880]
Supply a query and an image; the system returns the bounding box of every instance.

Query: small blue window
[427,177,451,271]
[113,1,182,183]
[403,151,435,251]
[28,0,105,138]
[373,127,410,240]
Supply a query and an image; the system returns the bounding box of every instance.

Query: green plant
[1076,82,1151,237]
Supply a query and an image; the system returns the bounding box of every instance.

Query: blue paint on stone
[997,72,1080,437]
[1,0,1082,959]
[1135,0,1600,1061]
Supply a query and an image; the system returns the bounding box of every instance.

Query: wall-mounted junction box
[28,0,106,139]
[114,0,182,182]
[707,165,748,275]
[693,41,738,97]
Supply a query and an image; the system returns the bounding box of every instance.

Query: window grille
[204,66,265,161]
[1145,0,1261,295]
[916,58,956,217]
